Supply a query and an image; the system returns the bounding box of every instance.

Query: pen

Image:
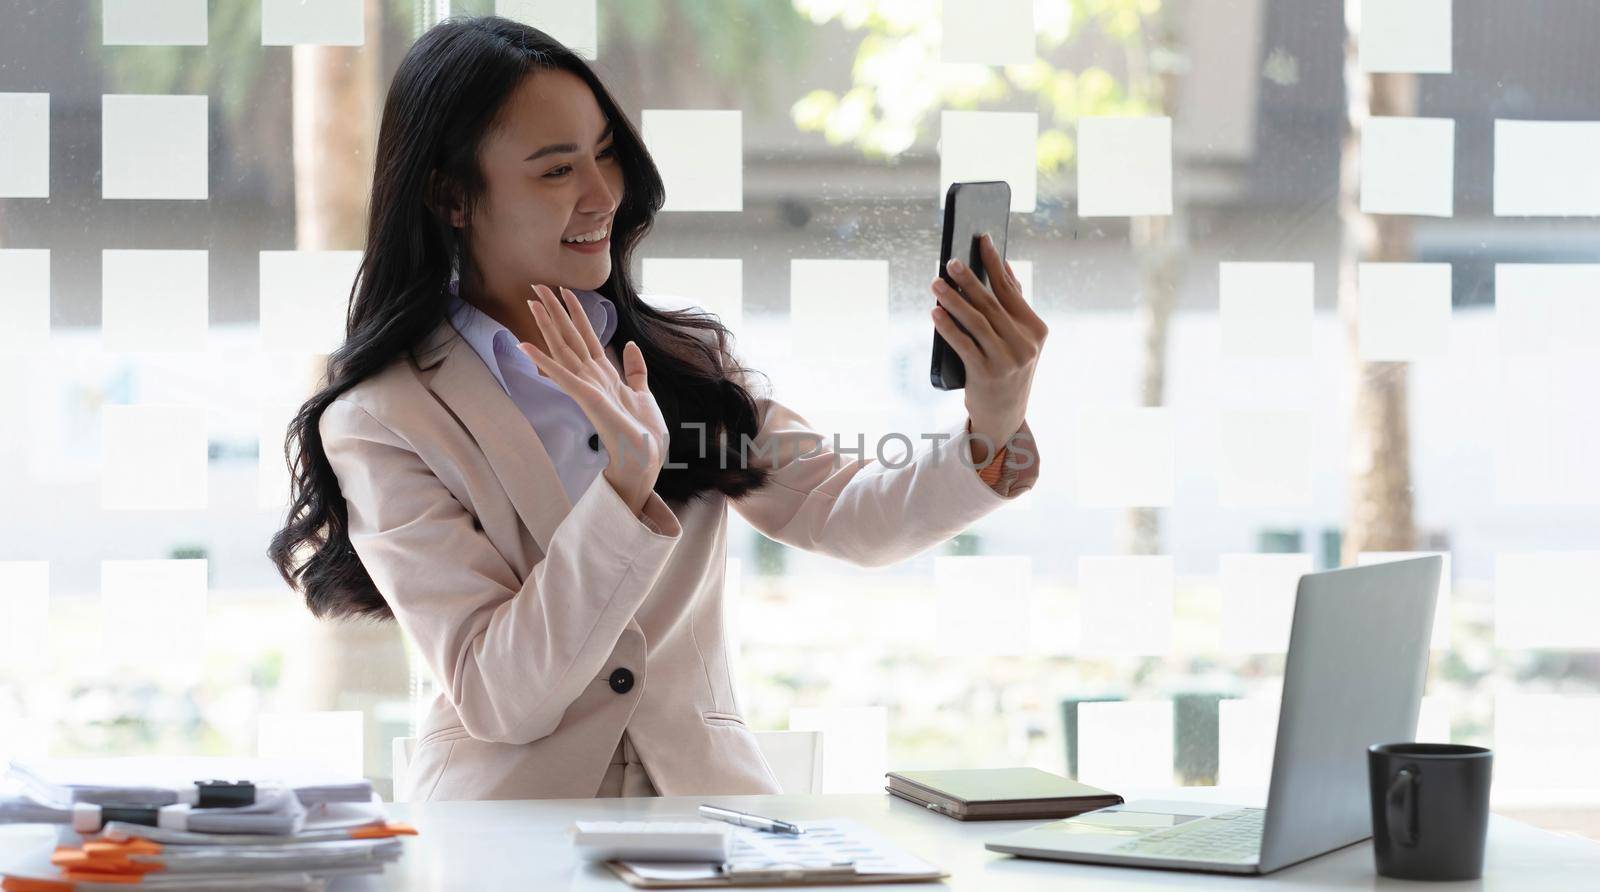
[697,804,805,835]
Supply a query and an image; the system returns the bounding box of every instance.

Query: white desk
[343,788,1600,890]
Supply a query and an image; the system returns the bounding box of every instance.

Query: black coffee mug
[1367,743,1493,881]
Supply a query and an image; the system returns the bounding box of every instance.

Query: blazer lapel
[413,316,572,555]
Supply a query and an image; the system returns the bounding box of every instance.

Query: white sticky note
[1358,262,1451,361]
[1218,698,1279,789]
[939,110,1038,212]
[0,249,51,351]
[644,110,742,212]
[102,94,207,200]
[936,556,1032,657]
[102,405,207,510]
[1361,116,1454,217]
[1495,264,1600,356]
[258,711,364,778]
[261,0,363,45]
[1495,355,1600,505]
[1076,556,1172,656]
[101,250,208,352]
[1417,695,1450,744]
[788,706,887,794]
[789,259,888,360]
[1494,551,1600,649]
[1074,407,1174,507]
[643,258,743,331]
[100,559,207,669]
[941,0,1033,65]
[1359,0,1451,73]
[495,0,597,59]
[1076,117,1173,217]
[259,250,362,354]
[257,401,300,510]
[104,0,207,45]
[1357,551,1451,650]
[1220,553,1314,654]
[1493,694,1600,790]
[1495,120,1600,217]
[0,93,49,197]
[1219,410,1312,506]
[1219,262,1313,357]
[1077,701,1173,788]
[1008,259,1034,305]
[0,561,49,676]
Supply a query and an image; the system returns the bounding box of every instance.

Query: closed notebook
[884,768,1123,821]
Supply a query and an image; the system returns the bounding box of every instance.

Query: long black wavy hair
[269,15,772,622]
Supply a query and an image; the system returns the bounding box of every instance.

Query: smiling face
[454,67,623,301]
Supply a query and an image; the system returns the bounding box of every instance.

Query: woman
[268,16,1047,802]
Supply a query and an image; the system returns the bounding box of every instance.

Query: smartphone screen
[931,180,1011,390]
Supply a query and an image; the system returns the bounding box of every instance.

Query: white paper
[257,711,365,779]
[1493,694,1600,790]
[1494,551,1600,649]
[0,93,49,197]
[258,250,362,354]
[1076,555,1173,656]
[642,258,743,330]
[102,94,208,200]
[1076,116,1173,217]
[1220,553,1314,654]
[101,404,208,509]
[495,0,597,59]
[936,556,1032,657]
[939,110,1038,212]
[1077,700,1174,789]
[1361,116,1454,217]
[1358,0,1451,73]
[1219,410,1312,506]
[99,559,207,671]
[1074,407,1174,507]
[1356,551,1451,650]
[0,561,49,675]
[101,250,208,352]
[644,110,742,212]
[0,249,51,350]
[1494,355,1600,505]
[788,707,886,794]
[1358,262,1451,361]
[103,0,207,45]
[941,0,1033,65]
[1495,264,1600,356]
[1494,120,1600,217]
[261,0,364,45]
[621,818,940,880]
[1219,262,1313,357]
[789,258,888,360]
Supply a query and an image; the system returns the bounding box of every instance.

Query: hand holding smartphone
[930,181,1011,390]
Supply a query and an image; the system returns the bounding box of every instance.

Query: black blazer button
[588,432,601,451]
[608,667,634,694]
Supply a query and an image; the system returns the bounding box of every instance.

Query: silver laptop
[986,556,1441,875]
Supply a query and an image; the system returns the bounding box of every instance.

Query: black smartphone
[931,180,1011,390]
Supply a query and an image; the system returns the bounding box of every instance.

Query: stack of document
[0,758,417,890]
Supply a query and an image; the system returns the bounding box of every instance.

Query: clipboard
[601,818,947,888]
[605,861,947,888]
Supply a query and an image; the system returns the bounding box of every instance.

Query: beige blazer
[319,309,1040,801]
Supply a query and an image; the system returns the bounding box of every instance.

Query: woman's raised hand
[517,284,668,517]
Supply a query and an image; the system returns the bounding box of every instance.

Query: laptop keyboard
[1113,808,1264,862]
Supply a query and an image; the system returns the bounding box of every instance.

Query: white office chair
[388,729,823,802]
